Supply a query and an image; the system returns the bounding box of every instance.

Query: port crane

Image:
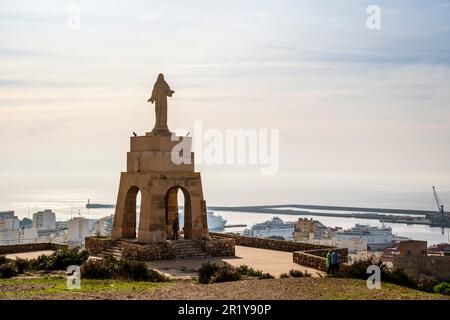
[432,186,445,213]
[432,186,447,232]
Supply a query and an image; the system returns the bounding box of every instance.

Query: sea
[1,191,449,246]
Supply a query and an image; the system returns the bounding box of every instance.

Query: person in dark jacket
[331,250,341,274]
[172,218,179,240]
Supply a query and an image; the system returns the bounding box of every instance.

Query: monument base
[112,170,208,243]
[85,236,236,261]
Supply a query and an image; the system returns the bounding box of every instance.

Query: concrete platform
[146,245,324,279]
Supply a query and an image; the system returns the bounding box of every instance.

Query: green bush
[280,273,290,278]
[209,264,241,284]
[30,248,89,271]
[383,268,418,290]
[340,256,388,279]
[433,282,450,295]
[236,265,274,279]
[418,279,440,293]
[14,258,31,274]
[30,254,53,270]
[80,257,168,282]
[0,263,18,278]
[198,262,221,284]
[50,248,89,270]
[117,260,154,281]
[259,272,275,279]
[340,255,439,293]
[0,256,9,265]
[80,258,115,279]
[289,269,311,278]
[198,263,272,284]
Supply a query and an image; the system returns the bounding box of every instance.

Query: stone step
[176,251,208,255]
[176,250,204,255]
[99,253,122,259]
[109,245,123,249]
[173,243,199,247]
[175,245,204,249]
[175,254,210,259]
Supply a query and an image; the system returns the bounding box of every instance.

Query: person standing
[172,217,179,240]
[331,250,338,275]
[326,250,332,275]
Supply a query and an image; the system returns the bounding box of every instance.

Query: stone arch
[122,185,140,239]
[165,186,192,240]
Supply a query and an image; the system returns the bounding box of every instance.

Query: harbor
[209,203,450,227]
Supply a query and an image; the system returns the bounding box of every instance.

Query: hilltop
[0,276,448,300]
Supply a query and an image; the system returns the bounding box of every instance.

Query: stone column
[112,175,137,239]
[137,192,166,242]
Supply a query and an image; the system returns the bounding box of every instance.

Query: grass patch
[0,276,170,299]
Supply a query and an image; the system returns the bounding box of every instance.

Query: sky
[1,0,450,212]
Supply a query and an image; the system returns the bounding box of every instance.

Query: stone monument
[112,74,209,243]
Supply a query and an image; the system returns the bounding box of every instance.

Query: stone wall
[210,232,335,252]
[121,242,176,261]
[0,243,67,255]
[293,251,328,271]
[85,237,118,255]
[201,238,235,257]
[293,248,349,272]
[86,236,235,261]
[393,255,450,282]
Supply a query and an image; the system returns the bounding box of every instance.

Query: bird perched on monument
[133,132,137,137]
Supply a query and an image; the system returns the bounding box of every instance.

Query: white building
[306,237,367,254]
[20,228,41,244]
[32,209,56,230]
[0,230,20,245]
[68,217,93,244]
[0,215,21,245]
[0,216,20,232]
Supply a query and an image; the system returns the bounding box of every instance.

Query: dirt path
[4,250,55,260]
[147,245,323,278]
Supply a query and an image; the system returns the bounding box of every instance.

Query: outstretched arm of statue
[147,89,156,103]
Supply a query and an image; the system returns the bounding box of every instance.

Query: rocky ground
[0,276,448,300]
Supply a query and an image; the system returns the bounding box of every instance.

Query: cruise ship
[179,210,227,230]
[243,217,294,240]
[333,223,410,250]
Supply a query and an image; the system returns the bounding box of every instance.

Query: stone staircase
[169,240,210,259]
[96,239,210,260]
[98,240,125,260]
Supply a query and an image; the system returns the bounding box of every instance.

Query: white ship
[179,210,227,230]
[243,217,294,240]
[333,223,410,250]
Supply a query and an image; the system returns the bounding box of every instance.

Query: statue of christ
[148,73,174,135]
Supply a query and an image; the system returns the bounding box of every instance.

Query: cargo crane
[432,186,445,214]
[432,186,447,230]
